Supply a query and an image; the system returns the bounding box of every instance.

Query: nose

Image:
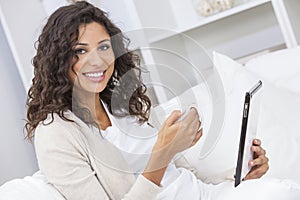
[86,48,105,67]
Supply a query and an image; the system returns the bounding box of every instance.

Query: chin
[89,81,109,94]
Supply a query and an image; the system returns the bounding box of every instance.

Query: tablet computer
[234,80,263,187]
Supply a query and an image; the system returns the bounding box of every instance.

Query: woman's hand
[146,108,202,170]
[143,108,202,185]
[244,139,269,180]
[154,108,202,155]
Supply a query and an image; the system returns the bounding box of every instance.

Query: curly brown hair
[25,1,151,140]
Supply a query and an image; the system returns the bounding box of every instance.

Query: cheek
[108,62,115,78]
[73,62,81,74]
[68,62,81,83]
[68,68,75,84]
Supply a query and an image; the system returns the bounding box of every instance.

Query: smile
[83,70,106,82]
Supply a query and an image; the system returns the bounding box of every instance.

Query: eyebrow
[75,39,111,46]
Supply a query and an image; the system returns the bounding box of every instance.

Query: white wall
[0,22,38,185]
[0,0,47,91]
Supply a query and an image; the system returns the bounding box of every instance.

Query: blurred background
[0,0,299,185]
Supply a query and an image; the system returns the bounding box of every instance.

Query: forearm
[142,145,173,186]
[142,167,167,186]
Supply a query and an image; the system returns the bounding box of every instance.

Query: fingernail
[249,161,254,166]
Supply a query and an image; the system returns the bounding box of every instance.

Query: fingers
[164,110,183,126]
[244,140,270,180]
[251,145,266,156]
[253,139,261,146]
[165,107,199,127]
[249,145,268,166]
[165,107,202,139]
[189,116,202,146]
[244,163,269,180]
[187,108,201,127]
[190,128,203,147]
[249,154,269,167]
[182,107,201,127]
[181,107,199,123]
[197,117,201,131]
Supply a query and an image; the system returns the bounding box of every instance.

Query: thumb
[164,110,183,127]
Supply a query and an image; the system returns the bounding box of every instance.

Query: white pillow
[244,47,300,182]
[255,83,300,182]
[245,46,300,93]
[0,171,64,200]
[174,52,300,184]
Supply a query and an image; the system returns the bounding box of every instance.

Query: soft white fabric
[175,50,300,185]
[243,46,300,182]
[217,50,300,183]
[2,170,300,200]
[245,46,300,93]
[254,82,300,181]
[211,178,300,200]
[0,171,64,200]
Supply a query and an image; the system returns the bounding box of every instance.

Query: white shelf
[271,0,297,48]
[123,0,299,103]
[281,0,300,45]
[147,0,272,43]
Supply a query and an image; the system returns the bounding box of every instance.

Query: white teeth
[85,72,104,77]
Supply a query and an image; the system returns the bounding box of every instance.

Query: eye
[98,44,111,51]
[74,48,87,55]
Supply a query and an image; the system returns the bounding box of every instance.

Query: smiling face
[69,22,115,94]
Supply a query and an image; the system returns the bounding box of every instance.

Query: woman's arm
[143,108,202,186]
[35,109,201,199]
[35,123,111,200]
[36,121,165,200]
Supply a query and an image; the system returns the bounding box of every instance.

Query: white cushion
[173,51,300,184]
[245,46,300,93]
[0,171,64,200]
[244,46,300,181]
[255,82,300,181]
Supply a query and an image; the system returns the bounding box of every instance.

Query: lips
[83,70,106,82]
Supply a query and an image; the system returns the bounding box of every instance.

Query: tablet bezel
[234,80,262,187]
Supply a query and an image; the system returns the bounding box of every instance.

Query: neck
[73,89,111,130]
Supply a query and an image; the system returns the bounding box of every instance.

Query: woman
[26,1,299,200]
